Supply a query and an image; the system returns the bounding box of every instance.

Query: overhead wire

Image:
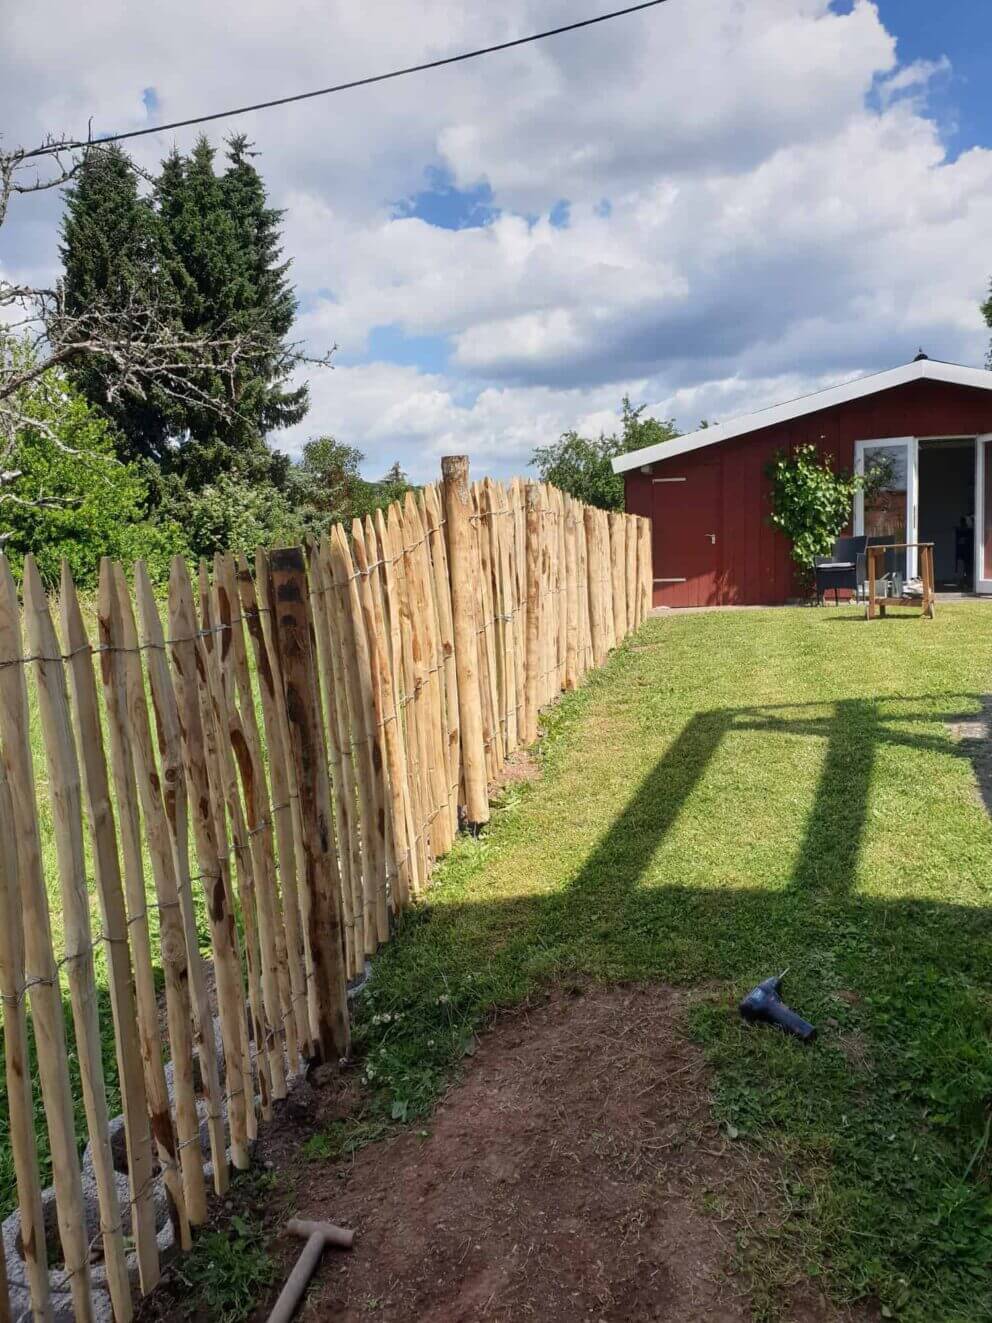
[20,0,674,158]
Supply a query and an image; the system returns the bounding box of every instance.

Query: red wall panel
[627,379,992,606]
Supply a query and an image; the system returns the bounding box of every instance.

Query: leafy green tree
[531,396,679,509]
[983,283,992,368]
[0,342,186,587]
[164,466,302,561]
[59,144,174,463]
[287,438,412,539]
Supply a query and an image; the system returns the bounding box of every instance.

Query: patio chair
[813,535,867,605]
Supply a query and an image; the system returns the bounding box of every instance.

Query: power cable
[21,0,673,158]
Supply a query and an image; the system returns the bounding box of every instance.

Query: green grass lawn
[346,604,992,1323]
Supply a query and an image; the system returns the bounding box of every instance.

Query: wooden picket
[0,460,650,1320]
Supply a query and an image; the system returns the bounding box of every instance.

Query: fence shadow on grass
[384,691,992,1308]
[496,690,992,992]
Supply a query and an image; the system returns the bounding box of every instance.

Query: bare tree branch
[1,134,329,524]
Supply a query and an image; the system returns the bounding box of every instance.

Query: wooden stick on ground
[0,557,95,1322]
[22,559,132,1319]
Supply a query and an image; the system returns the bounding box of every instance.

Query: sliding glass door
[854,437,917,580]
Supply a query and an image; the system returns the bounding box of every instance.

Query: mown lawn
[347,604,992,1322]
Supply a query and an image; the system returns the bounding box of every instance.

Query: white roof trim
[612,359,992,473]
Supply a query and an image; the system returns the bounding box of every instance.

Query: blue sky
[4,1,992,479]
[854,0,992,157]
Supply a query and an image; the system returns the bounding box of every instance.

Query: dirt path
[246,984,872,1323]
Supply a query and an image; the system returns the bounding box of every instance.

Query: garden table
[865,542,935,620]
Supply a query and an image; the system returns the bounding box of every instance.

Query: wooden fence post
[441,456,489,825]
[640,517,653,619]
[564,498,579,690]
[354,519,414,914]
[0,558,95,1322]
[134,562,228,1189]
[309,544,363,976]
[268,547,351,1063]
[379,508,427,894]
[213,555,290,1101]
[422,489,461,836]
[22,560,132,1318]
[168,556,251,1171]
[109,563,208,1224]
[0,754,51,1321]
[238,554,311,1067]
[98,561,192,1250]
[523,482,542,742]
[62,568,161,1290]
[329,525,388,947]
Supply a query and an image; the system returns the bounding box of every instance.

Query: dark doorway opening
[918,439,975,589]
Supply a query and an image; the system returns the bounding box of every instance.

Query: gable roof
[611,358,992,474]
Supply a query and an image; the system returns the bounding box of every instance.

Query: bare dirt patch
[488,746,540,794]
[247,984,872,1323]
[138,983,877,1322]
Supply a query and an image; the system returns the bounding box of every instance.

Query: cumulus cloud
[2,0,990,477]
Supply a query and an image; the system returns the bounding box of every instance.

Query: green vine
[766,445,862,593]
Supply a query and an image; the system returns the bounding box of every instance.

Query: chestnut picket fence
[0,456,651,1321]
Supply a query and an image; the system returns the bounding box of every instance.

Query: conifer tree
[154,135,306,485]
[59,145,173,462]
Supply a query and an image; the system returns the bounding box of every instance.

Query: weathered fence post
[99,561,192,1250]
[268,547,351,1063]
[23,559,133,1318]
[442,456,489,825]
[0,558,95,1322]
[523,482,542,742]
[0,753,51,1321]
[135,561,228,1190]
[62,566,161,1289]
[169,556,251,1172]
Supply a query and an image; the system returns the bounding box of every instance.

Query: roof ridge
[612,358,992,474]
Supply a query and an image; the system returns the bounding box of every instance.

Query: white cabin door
[854,437,918,580]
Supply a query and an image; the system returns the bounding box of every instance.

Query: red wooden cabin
[614,357,992,607]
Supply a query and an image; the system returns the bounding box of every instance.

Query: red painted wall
[625,379,992,607]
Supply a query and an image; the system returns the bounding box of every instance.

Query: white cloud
[2,0,990,480]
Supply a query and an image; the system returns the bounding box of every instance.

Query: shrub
[2,365,187,587]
